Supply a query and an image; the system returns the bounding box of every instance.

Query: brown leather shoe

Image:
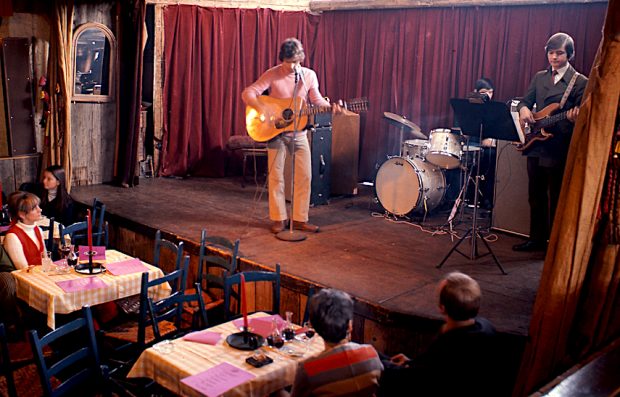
[292,221,320,233]
[270,220,287,234]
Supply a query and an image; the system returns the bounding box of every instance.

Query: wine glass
[66,245,79,267]
[59,244,72,260]
[282,311,295,341]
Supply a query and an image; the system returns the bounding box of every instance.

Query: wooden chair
[28,306,111,397]
[91,198,106,237]
[38,217,55,253]
[153,230,184,288]
[59,221,108,248]
[184,230,240,324]
[223,264,281,321]
[0,323,17,397]
[101,256,190,356]
[302,286,316,326]
[0,324,56,397]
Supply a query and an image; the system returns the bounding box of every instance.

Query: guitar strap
[559,72,580,110]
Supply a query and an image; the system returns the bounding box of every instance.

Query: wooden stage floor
[72,177,544,337]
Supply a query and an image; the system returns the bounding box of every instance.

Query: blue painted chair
[59,221,108,248]
[102,256,193,355]
[39,217,55,253]
[223,264,281,321]
[28,306,111,397]
[153,230,185,291]
[302,286,316,326]
[0,323,17,397]
[184,229,240,326]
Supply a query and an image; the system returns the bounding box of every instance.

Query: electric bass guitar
[515,103,572,151]
[246,96,368,142]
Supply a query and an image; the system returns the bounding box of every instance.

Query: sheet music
[511,111,525,143]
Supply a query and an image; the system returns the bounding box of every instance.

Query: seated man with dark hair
[379,272,502,397]
[289,289,383,397]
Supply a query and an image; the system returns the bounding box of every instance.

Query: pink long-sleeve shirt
[242,64,330,107]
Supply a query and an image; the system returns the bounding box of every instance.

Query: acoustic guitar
[246,96,368,142]
[515,103,573,151]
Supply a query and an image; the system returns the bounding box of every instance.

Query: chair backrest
[153,230,184,285]
[302,286,316,326]
[60,220,108,248]
[91,198,106,237]
[28,306,109,397]
[58,221,88,246]
[148,280,209,340]
[223,264,281,320]
[197,229,240,292]
[138,256,189,349]
[39,217,55,253]
[0,323,17,397]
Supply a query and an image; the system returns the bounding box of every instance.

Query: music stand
[436,98,519,274]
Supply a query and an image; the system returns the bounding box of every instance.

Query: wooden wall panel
[0,64,8,157]
[0,154,40,193]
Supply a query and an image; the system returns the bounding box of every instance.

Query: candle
[240,273,248,330]
[86,209,93,252]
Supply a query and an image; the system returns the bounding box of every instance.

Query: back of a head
[309,289,353,344]
[545,32,575,61]
[439,272,481,321]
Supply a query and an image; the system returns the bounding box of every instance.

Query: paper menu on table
[104,258,149,275]
[181,362,255,397]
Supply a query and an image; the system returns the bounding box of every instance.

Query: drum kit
[375,112,482,218]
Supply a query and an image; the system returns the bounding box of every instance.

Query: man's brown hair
[439,272,481,321]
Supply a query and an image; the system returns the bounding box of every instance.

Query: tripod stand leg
[476,230,507,275]
[437,228,472,269]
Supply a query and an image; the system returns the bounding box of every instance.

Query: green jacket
[0,245,16,273]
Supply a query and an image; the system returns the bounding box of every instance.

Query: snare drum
[426,129,462,170]
[375,157,445,216]
[402,139,428,159]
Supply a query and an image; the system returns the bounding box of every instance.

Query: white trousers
[267,132,311,222]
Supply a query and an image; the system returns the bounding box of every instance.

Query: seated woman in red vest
[3,191,45,269]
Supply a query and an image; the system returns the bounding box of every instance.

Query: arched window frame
[71,22,116,103]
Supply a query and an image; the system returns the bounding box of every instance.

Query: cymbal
[383,112,426,139]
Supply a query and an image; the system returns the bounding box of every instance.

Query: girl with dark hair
[40,165,74,224]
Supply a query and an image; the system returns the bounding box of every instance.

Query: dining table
[128,312,326,397]
[11,249,170,329]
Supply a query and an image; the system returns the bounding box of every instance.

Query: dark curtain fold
[160,3,606,180]
[117,0,146,187]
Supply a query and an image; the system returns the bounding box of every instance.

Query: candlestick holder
[226,327,264,351]
[75,250,106,275]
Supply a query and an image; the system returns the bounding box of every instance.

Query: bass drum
[375,157,446,216]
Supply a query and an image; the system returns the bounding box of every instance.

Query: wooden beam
[145,0,312,12]
[309,0,607,12]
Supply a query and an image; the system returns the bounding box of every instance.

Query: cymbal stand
[437,124,506,274]
[276,71,306,242]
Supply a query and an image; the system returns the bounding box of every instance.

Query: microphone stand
[277,66,307,242]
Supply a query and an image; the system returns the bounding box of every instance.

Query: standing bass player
[513,32,588,252]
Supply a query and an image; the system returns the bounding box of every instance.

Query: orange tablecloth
[12,249,170,329]
[128,312,325,397]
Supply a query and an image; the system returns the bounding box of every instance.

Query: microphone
[294,64,302,84]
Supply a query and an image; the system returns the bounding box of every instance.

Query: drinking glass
[41,251,54,273]
[66,246,79,267]
[59,244,72,260]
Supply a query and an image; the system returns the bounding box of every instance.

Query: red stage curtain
[160,3,606,179]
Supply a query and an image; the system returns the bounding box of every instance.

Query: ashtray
[74,262,106,275]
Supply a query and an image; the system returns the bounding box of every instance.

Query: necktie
[551,70,558,85]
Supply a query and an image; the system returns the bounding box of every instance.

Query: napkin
[56,277,107,293]
[105,258,149,276]
[182,330,222,345]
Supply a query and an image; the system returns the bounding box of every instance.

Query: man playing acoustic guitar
[242,38,341,234]
[513,32,588,252]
